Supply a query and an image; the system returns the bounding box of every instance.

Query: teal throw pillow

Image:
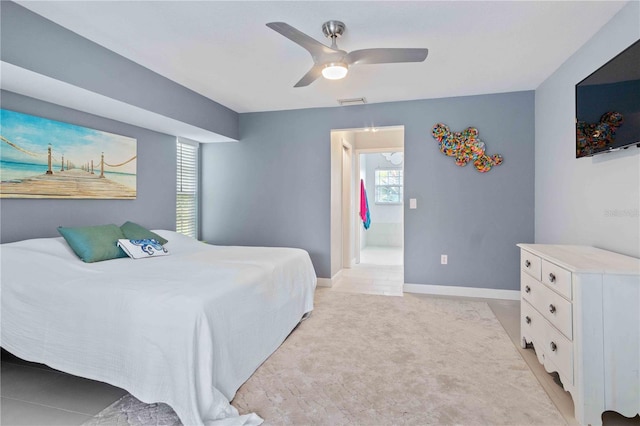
[58,224,127,263]
[120,221,168,245]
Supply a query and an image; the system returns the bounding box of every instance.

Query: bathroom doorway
[355,147,404,266]
[356,149,404,267]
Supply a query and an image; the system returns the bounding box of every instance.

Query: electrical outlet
[441,254,448,265]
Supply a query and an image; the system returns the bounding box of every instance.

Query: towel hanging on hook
[360,179,371,230]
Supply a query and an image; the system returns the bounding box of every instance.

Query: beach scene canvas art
[0,109,137,199]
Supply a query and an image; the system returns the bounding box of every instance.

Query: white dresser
[518,244,640,426]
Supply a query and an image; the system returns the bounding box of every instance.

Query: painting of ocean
[0,161,49,182]
[0,109,137,199]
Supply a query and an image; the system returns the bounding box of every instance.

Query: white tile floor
[358,246,403,266]
[331,247,404,296]
[1,352,127,425]
[2,262,639,425]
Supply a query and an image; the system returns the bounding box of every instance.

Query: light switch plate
[409,198,417,209]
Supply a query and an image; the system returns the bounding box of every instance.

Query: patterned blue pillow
[117,239,169,259]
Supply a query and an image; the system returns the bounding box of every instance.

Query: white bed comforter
[0,230,317,425]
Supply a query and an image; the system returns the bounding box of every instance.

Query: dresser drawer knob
[549,273,556,283]
[549,304,556,314]
[525,260,531,268]
[525,316,531,324]
[550,341,557,352]
[525,285,531,293]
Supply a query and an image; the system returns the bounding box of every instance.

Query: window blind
[176,140,198,238]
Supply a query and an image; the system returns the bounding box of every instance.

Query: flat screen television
[575,39,640,158]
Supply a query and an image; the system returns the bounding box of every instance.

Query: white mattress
[0,230,317,425]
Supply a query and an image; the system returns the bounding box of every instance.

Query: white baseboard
[403,283,520,301]
[316,278,332,287]
[316,270,343,288]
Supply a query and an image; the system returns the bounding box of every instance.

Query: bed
[0,230,317,425]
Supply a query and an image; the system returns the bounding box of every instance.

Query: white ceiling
[17,1,628,114]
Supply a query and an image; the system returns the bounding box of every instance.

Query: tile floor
[331,246,404,296]
[330,263,404,296]
[2,261,639,425]
[358,246,403,266]
[1,352,127,425]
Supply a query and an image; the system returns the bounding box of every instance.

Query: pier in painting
[1,168,136,199]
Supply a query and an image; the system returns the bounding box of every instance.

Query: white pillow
[117,239,169,259]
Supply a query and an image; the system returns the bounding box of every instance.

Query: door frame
[341,139,353,269]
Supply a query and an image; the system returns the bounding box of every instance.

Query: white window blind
[176,140,198,238]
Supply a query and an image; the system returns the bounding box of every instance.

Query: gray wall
[201,91,535,290]
[1,1,238,141]
[0,91,177,243]
[535,1,640,258]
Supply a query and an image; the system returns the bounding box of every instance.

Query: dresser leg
[521,336,527,349]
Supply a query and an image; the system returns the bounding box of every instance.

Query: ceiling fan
[266,20,429,87]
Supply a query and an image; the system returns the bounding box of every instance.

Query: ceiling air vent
[338,97,367,106]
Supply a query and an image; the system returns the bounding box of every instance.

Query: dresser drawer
[521,250,541,280]
[541,260,572,300]
[539,284,573,340]
[521,299,544,346]
[522,274,573,340]
[544,323,574,385]
[521,273,543,308]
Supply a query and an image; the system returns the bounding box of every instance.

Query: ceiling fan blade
[345,48,429,66]
[294,65,323,88]
[267,22,338,58]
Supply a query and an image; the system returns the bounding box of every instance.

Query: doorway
[329,126,404,295]
[356,150,404,267]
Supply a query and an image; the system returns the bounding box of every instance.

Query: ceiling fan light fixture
[322,62,348,80]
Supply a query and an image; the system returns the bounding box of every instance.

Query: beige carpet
[86,289,565,425]
[232,289,565,425]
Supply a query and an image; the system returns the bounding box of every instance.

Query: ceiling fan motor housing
[322,21,345,39]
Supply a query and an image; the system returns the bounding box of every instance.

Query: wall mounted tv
[575,39,640,158]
